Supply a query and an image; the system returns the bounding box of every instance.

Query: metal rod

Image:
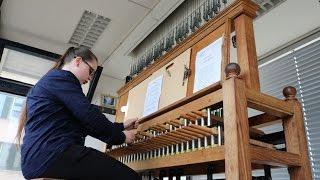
[218,126,221,146]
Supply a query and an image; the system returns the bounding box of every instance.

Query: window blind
[258,37,320,179]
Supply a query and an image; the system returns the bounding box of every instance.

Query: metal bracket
[182,65,191,86]
[232,35,237,48]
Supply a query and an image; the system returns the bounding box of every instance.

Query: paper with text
[193,37,223,93]
[143,75,163,117]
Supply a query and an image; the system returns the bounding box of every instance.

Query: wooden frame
[110,0,312,179]
[109,77,312,179]
[186,25,225,96]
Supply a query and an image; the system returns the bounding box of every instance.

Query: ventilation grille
[69,10,110,48]
[254,0,286,16]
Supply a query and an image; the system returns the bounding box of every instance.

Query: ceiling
[0,0,319,80]
[0,0,183,79]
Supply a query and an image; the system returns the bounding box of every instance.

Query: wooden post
[221,18,232,82]
[282,86,312,179]
[234,14,260,91]
[223,63,251,179]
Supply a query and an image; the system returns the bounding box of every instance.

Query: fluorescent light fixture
[69,10,111,48]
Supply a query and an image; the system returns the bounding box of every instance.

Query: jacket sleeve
[86,122,125,146]
[43,76,125,145]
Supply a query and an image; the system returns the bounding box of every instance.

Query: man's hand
[123,129,137,144]
[123,117,139,130]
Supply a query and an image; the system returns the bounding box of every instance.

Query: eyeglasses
[79,57,95,76]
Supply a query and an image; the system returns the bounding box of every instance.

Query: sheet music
[193,37,223,93]
[143,75,163,117]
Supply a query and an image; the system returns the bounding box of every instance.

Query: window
[0,47,55,85]
[259,36,320,179]
[0,39,59,175]
[0,92,25,171]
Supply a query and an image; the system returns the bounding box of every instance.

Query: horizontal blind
[258,37,320,179]
[294,38,320,179]
[258,53,297,179]
[259,53,300,98]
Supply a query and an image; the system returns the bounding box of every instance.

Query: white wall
[254,0,320,58]
[91,74,125,106]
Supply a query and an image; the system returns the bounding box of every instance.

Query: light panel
[69,10,111,48]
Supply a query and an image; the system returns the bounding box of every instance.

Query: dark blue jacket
[21,69,125,179]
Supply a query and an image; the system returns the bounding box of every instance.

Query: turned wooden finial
[225,63,241,79]
[283,86,297,100]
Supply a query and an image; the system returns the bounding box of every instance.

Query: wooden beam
[249,139,274,149]
[126,146,225,171]
[139,86,223,131]
[249,113,281,127]
[223,77,251,179]
[256,131,285,145]
[246,89,294,117]
[283,98,312,179]
[249,128,265,138]
[113,145,302,175]
[293,101,312,179]
[234,14,260,91]
[250,146,301,167]
[221,18,232,82]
